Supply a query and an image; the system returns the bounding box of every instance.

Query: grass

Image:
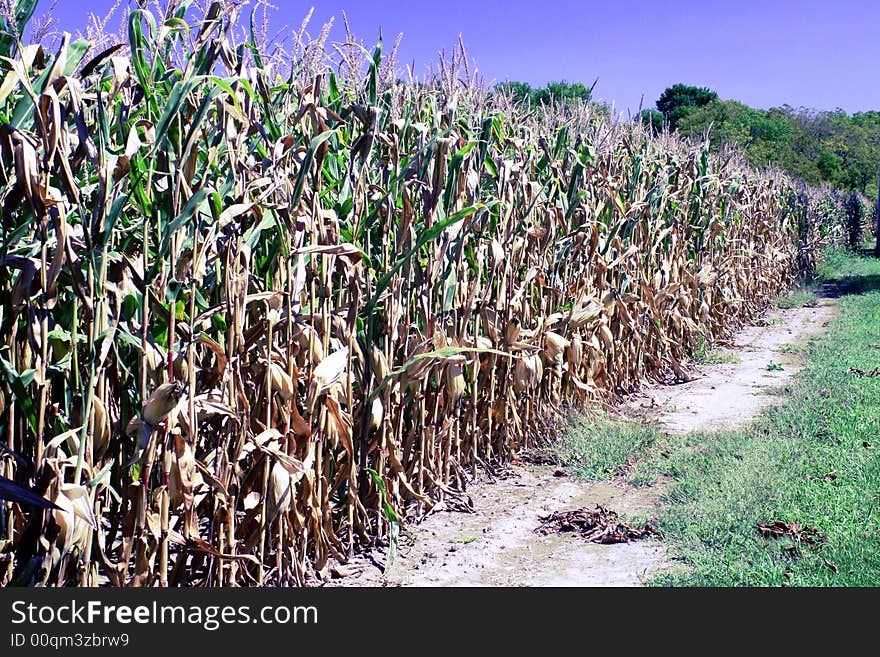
[693,336,742,365]
[701,349,741,365]
[561,248,880,585]
[450,536,479,544]
[817,247,880,296]
[550,413,660,480]
[642,249,880,585]
[774,287,818,309]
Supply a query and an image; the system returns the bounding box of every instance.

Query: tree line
[641,84,880,197]
[495,81,879,199]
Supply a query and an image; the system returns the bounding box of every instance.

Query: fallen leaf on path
[518,449,556,466]
[536,505,659,544]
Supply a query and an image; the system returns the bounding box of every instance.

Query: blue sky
[47,0,880,115]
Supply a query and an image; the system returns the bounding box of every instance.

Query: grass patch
[634,249,880,586]
[816,247,880,296]
[774,288,818,309]
[693,335,741,365]
[694,343,741,365]
[551,413,661,480]
[450,536,478,544]
[817,247,880,281]
[557,248,880,585]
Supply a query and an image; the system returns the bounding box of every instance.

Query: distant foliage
[638,108,665,135]
[496,80,535,104]
[495,79,597,107]
[655,83,719,131]
[651,85,880,197]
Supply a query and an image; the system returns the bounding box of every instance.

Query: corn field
[841,191,874,250]
[0,1,844,586]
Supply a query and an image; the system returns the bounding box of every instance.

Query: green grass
[773,287,818,309]
[450,536,479,544]
[778,342,809,354]
[816,247,880,296]
[693,338,742,365]
[560,247,880,586]
[550,413,660,480]
[639,249,880,586]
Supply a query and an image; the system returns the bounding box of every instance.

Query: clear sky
[47,0,880,115]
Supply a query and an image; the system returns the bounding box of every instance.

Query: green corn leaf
[362,203,486,317]
[0,354,37,434]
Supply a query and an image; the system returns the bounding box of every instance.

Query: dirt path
[335,296,837,587]
[334,467,669,586]
[624,299,836,434]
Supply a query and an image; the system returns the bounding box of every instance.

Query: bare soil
[624,300,836,434]
[331,467,669,586]
[333,297,837,587]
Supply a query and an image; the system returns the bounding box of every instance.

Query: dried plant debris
[536,506,660,544]
[518,449,558,466]
[849,367,880,377]
[757,520,827,551]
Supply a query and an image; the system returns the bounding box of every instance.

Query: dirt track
[334,297,837,587]
[626,300,835,434]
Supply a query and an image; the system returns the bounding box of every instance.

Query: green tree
[638,108,665,134]
[534,80,595,104]
[495,81,534,104]
[676,100,880,195]
[656,83,718,131]
[493,80,595,107]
